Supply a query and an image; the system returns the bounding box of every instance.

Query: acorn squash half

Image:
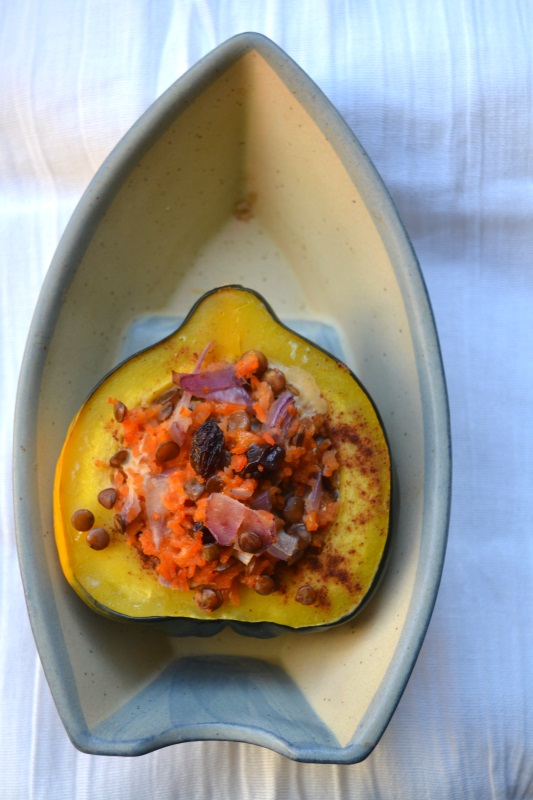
[53,286,391,637]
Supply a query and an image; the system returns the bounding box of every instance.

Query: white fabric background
[2,1,532,797]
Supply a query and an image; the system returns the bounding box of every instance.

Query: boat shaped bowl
[14,32,451,763]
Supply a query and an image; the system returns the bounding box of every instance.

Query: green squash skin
[73,520,393,638]
[55,285,392,638]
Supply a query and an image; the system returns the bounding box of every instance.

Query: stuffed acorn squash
[53,286,391,637]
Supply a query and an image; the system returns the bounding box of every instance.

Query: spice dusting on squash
[71,345,340,611]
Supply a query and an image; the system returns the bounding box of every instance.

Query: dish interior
[17,38,438,762]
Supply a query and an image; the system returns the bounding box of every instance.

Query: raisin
[261,445,285,475]
[240,443,286,479]
[239,443,268,477]
[190,420,225,478]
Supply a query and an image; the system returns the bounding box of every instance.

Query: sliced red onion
[173,365,236,394]
[194,341,214,372]
[119,482,142,524]
[241,507,277,551]
[167,341,213,421]
[203,385,252,406]
[233,550,254,565]
[205,493,276,550]
[267,530,300,561]
[247,489,272,511]
[265,390,294,427]
[169,417,190,445]
[228,485,256,500]
[172,365,251,406]
[305,470,323,514]
[144,473,169,549]
[205,493,246,546]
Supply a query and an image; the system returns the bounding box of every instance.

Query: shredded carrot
[304,510,319,531]
[252,402,267,423]
[322,448,339,477]
[230,453,248,473]
[105,351,340,610]
[234,351,260,379]
[227,429,262,455]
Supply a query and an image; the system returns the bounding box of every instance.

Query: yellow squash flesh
[54,286,391,636]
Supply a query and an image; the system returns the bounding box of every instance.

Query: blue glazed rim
[13,32,451,763]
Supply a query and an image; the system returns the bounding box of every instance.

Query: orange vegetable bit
[234,351,260,379]
[227,428,262,455]
[321,448,339,477]
[105,351,340,610]
[230,453,248,473]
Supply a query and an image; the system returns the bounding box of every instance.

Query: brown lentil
[156,386,180,405]
[238,531,263,553]
[295,585,317,605]
[71,508,95,532]
[194,587,223,611]
[155,440,180,463]
[205,474,224,494]
[201,542,220,562]
[283,495,305,523]
[227,410,251,431]
[262,368,286,395]
[97,487,117,509]
[254,575,277,595]
[183,478,204,501]
[158,401,174,422]
[113,513,126,533]
[86,527,110,550]
[109,449,129,468]
[113,400,127,422]
[241,349,268,375]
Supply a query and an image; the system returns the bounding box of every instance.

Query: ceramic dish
[13,33,451,763]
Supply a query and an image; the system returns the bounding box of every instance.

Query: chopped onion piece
[228,485,256,500]
[173,365,235,394]
[144,474,169,549]
[233,549,254,565]
[267,530,300,561]
[205,493,245,546]
[204,386,251,405]
[264,390,294,430]
[119,482,141,524]
[305,470,323,514]
[248,490,272,511]
[205,493,276,550]
[172,365,251,406]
